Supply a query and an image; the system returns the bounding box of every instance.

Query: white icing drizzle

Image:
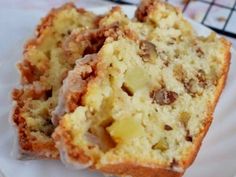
[52,54,98,125]
[56,139,92,170]
[9,101,22,159]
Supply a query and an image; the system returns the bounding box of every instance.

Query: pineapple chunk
[179,112,190,127]
[152,138,169,151]
[124,67,149,93]
[107,117,145,143]
[85,83,112,111]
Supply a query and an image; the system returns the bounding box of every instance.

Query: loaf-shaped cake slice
[52,1,231,176]
[11,3,99,158]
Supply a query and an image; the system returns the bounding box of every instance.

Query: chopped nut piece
[186,130,193,142]
[197,69,207,88]
[170,159,179,169]
[186,136,193,142]
[184,79,198,96]
[121,84,133,96]
[184,77,204,97]
[139,40,157,63]
[151,89,178,105]
[173,64,185,82]
[196,47,204,57]
[45,89,52,99]
[164,124,173,131]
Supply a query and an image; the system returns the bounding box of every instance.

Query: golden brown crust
[100,163,183,177]
[36,3,76,38]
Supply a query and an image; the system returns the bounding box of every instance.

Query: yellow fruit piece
[179,112,190,127]
[107,117,145,143]
[152,138,169,151]
[124,67,149,93]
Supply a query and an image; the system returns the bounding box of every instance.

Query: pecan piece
[196,47,204,57]
[173,64,185,82]
[197,69,207,88]
[184,79,198,96]
[185,130,193,142]
[139,40,157,63]
[151,89,178,105]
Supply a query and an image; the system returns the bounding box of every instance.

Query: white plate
[0,6,236,177]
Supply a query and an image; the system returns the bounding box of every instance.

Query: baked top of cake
[52,1,231,176]
[11,3,99,158]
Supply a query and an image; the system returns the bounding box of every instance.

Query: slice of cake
[11,3,99,158]
[52,1,231,177]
